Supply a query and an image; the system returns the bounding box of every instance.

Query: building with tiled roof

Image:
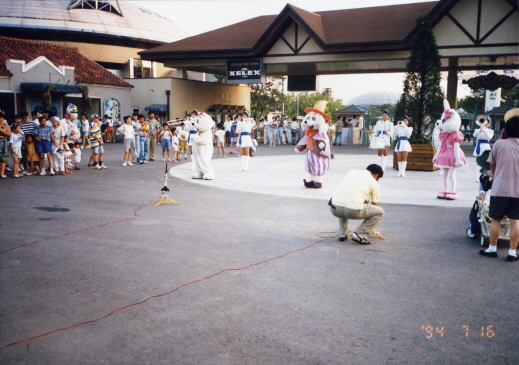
[0,0,186,78]
[0,36,132,121]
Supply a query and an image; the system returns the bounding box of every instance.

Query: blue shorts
[82,131,89,137]
[161,139,171,149]
[36,140,52,154]
[91,145,104,154]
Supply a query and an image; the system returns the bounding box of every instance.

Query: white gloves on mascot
[191,112,215,180]
[473,115,493,156]
[295,101,331,189]
[432,99,468,200]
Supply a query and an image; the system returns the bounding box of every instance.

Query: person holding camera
[394,115,413,177]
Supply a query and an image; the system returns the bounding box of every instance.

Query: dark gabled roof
[0,36,133,88]
[141,14,277,54]
[140,1,439,59]
[487,105,513,114]
[337,105,365,114]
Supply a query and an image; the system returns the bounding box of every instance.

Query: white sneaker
[143,161,148,164]
[39,169,46,176]
[127,162,133,166]
[5,167,12,172]
[123,162,127,167]
[81,146,84,149]
[96,165,102,170]
[101,164,107,169]
[168,159,172,161]
[162,159,165,162]
[50,169,55,175]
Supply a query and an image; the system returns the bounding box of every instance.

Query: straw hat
[504,108,519,122]
[304,100,331,122]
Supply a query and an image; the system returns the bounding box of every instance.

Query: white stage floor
[170,153,480,207]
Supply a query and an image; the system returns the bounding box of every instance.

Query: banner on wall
[227,59,265,84]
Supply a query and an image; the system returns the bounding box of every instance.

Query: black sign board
[287,75,317,91]
[227,59,265,84]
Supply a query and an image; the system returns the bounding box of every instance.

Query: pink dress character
[433,99,468,200]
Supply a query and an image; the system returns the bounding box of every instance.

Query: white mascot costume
[295,101,331,189]
[433,100,468,200]
[191,112,215,180]
[473,115,493,157]
[67,103,80,141]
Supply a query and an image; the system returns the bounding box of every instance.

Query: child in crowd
[63,135,73,173]
[215,124,226,158]
[172,129,180,162]
[160,123,172,161]
[25,135,40,175]
[51,116,65,175]
[9,123,24,178]
[34,116,54,176]
[178,122,188,160]
[476,149,491,200]
[73,141,81,170]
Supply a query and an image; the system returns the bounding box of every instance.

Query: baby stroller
[466,190,511,247]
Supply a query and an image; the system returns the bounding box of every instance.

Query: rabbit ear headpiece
[442,99,453,120]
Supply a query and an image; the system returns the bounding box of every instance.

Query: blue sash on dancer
[396,136,408,150]
[239,132,250,145]
[377,131,383,136]
[475,139,489,155]
[188,130,197,143]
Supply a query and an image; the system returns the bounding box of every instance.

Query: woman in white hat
[393,115,413,177]
[235,111,254,171]
[372,110,394,171]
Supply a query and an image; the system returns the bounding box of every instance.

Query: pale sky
[133,0,474,104]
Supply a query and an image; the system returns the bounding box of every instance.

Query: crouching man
[329,164,385,244]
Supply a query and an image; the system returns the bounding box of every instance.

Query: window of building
[132,60,153,79]
[68,0,122,16]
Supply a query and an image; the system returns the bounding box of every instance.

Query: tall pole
[281,77,285,115]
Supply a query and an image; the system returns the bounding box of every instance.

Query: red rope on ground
[0,200,156,254]
[0,232,337,350]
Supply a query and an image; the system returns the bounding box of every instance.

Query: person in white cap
[236,111,254,171]
[393,115,413,177]
[372,110,394,171]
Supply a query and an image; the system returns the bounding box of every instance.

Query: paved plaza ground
[1,143,518,364]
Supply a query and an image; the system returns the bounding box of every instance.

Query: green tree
[397,15,445,143]
[250,77,284,119]
[283,91,343,121]
[502,84,519,108]
[457,92,485,113]
[213,74,227,84]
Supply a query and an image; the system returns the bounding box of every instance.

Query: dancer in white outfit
[236,113,254,171]
[393,115,413,177]
[187,110,199,170]
[372,110,394,171]
[473,115,493,157]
